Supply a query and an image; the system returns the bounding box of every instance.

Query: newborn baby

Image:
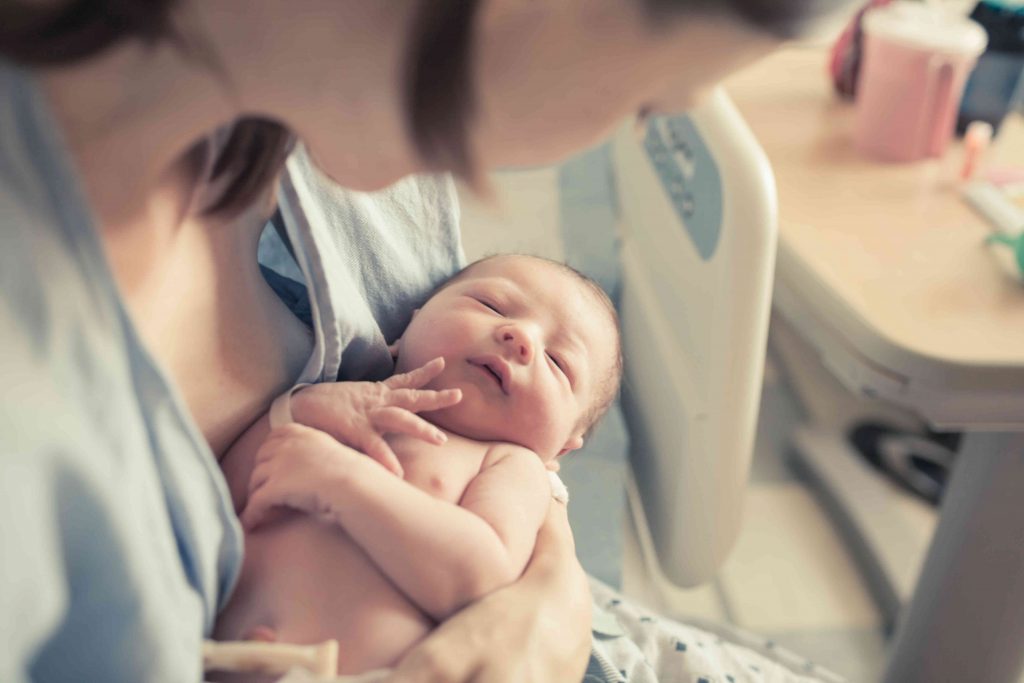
[214,254,622,678]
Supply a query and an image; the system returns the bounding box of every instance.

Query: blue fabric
[271,145,465,384]
[0,63,242,682]
[260,264,314,329]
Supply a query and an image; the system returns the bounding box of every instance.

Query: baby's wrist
[304,463,356,525]
[319,447,375,508]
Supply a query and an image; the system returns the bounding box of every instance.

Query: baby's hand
[241,423,359,531]
[290,357,461,477]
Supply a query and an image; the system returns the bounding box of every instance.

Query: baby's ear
[557,433,584,457]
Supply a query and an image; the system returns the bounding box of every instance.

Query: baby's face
[394,256,617,460]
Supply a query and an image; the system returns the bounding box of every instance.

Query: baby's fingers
[355,431,404,477]
[383,357,445,390]
[371,407,447,446]
[239,485,277,531]
[387,387,462,413]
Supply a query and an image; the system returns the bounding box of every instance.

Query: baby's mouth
[469,357,510,395]
[484,364,502,385]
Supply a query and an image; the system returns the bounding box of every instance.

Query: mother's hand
[290,357,461,477]
[387,502,592,683]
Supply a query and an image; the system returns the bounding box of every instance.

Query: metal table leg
[884,432,1024,683]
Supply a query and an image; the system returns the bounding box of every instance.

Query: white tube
[203,639,339,679]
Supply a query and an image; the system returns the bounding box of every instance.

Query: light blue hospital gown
[0,64,242,681]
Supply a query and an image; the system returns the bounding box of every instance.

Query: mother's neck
[39,0,420,234]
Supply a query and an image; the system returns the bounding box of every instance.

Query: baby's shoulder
[474,443,555,501]
[479,441,545,474]
[388,431,491,462]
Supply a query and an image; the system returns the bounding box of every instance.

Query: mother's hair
[0,0,294,218]
[0,0,843,213]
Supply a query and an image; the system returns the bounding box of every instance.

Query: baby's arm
[241,426,552,621]
[329,445,553,621]
[220,358,460,511]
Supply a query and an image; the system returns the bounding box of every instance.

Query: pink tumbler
[855,1,987,162]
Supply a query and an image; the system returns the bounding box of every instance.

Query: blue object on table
[957,1,1024,134]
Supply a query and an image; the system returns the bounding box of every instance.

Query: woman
[0,1,850,681]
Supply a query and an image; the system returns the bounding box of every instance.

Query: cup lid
[864,1,988,56]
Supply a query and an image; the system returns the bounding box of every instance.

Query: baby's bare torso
[215,433,491,674]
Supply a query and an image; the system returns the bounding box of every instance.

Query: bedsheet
[585,579,844,683]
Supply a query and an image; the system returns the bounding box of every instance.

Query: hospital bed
[611,90,777,591]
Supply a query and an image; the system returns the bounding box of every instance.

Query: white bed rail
[613,87,777,587]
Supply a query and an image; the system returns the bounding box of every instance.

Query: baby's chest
[387,435,488,504]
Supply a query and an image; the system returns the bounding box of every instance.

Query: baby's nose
[501,327,534,363]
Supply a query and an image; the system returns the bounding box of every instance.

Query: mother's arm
[387,502,592,683]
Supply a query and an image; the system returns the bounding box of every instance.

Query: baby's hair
[431,254,623,438]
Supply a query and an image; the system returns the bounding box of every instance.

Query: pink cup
[855,2,987,162]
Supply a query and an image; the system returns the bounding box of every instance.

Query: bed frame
[612,88,778,588]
